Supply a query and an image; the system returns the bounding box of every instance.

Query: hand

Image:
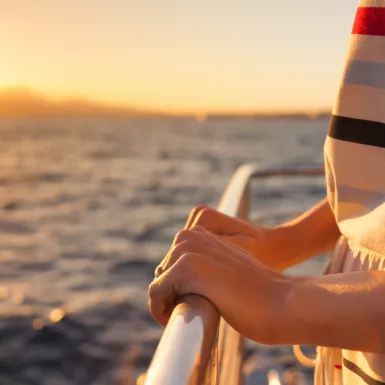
[148,226,292,344]
[155,205,280,277]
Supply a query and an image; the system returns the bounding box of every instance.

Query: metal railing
[143,164,325,385]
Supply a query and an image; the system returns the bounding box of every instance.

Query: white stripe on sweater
[347,35,385,65]
[333,84,385,124]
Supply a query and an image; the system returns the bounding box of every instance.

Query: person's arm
[269,197,341,270]
[282,271,385,352]
[156,198,341,276]
[149,227,385,353]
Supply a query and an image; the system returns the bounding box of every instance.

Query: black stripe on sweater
[329,115,385,148]
[343,358,385,385]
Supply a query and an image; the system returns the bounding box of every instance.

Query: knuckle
[170,241,188,258]
[178,252,202,280]
[190,224,205,233]
[148,282,157,299]
[179,252,201,271]
[179,252,196,267]
[174,229,190,243]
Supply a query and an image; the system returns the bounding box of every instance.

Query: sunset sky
[1,1,358,114]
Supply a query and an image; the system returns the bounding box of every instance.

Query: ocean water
[0,116,330,385]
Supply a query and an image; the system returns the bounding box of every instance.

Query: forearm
[267,198,341,270]
[282,271,385,352]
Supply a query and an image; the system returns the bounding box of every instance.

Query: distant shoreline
[0,88,331,120]
[194,112,331,121]
[0,113,331,120]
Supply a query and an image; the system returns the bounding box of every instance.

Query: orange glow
[0,87,149,117]
[0,1,355,115]
[0,66,15,88]
[33,318,45,330]
[50,308,65,323]
[0,86,331,117]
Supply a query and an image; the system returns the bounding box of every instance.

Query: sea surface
[0,116,330,385]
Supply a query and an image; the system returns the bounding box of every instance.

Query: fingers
[191,206,243,236]
[184,205,209,230]
[184,205,225,234]
[155,206,208,278]
[155,226,208,278]
[155,204,241,278]
[155,229,191,277]
[156,207,219,277]
[161,237,208,273]
[158,226,246,277]
[191,206,220,232]
[149,253,200,326]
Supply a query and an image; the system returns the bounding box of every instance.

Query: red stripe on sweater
[352,7,385,36]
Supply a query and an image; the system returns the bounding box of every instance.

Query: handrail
[143,164,325,385]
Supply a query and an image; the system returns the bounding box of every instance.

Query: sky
[1,0,358,114]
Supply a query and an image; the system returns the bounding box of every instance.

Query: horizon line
[0,86,332,118]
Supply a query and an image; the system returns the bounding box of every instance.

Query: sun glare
[0,73,12,88]
[0,63,18,89]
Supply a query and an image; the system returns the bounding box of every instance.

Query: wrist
[281,276,327,346]
[254,272,298,345]
[259,224,298,270]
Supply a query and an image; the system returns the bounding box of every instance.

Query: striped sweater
[326,0,385,257]
[321,1,385,384]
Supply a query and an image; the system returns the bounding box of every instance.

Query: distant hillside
[0,88,152,117]
[205,111,331,121]
[0,88,331,119]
